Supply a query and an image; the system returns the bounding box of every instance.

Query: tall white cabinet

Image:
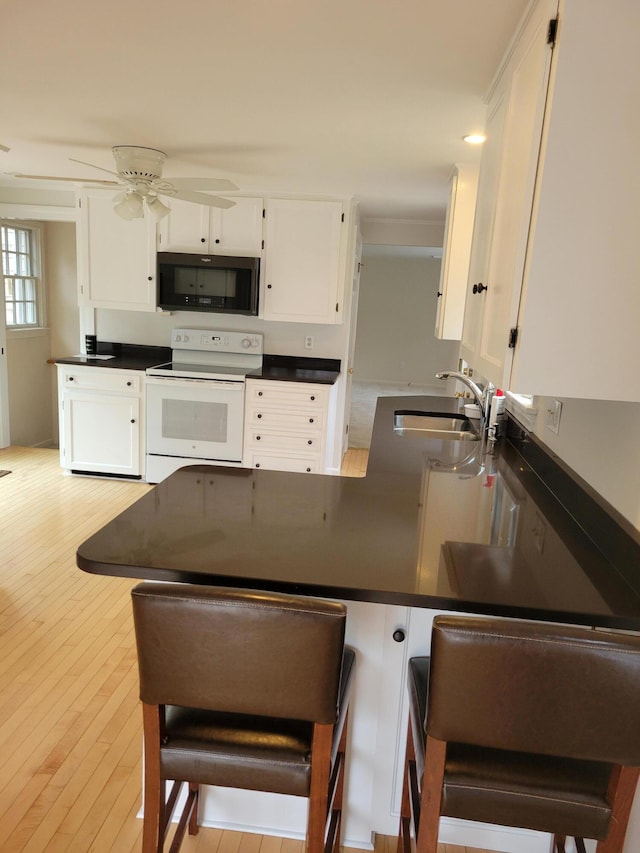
[460,0,557,387]
[460,0,640,403]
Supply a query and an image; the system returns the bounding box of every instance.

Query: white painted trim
[0,203,78,222]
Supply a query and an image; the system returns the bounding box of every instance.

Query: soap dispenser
[487,389,506,440]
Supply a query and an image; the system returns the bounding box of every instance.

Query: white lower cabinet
[57,365,145,478]
[243,379,332,473]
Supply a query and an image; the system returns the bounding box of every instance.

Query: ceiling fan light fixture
[112,146,166,181]
[146,195,171,221]
[114,190,144,220]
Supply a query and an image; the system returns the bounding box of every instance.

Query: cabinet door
[157,198,209,252]
[435,164,479,340]
[262,199,344,324]
[210,197,263,255]
[158,197,263,256]
[62,391,141,476]
[511,0,640,401]
[77,190,156,311]
[460,0,557,386]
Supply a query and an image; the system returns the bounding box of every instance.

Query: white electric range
[145,328,263,483]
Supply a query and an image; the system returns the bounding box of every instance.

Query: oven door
[146,375,245,462]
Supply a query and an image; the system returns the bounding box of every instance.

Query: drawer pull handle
[309,418,314,423]
[307,440,313,445]
[258,391,263,396]
[130,419,136,424]
[257,413,262,419]
[310,395,315,401]
[255,463,261,468]
[256,435,261,440]
[306,467,311,473]
[127,381,132,387]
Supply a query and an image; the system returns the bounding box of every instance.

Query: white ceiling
[0,0,528,223]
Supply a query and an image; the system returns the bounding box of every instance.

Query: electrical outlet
[546,399,563,434]
[304,335,314,350]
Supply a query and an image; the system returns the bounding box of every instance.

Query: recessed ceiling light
[463,134,486,144]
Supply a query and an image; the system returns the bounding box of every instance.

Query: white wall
[531,396,640,531]
[95,308,349,360]
[353,245,459,387]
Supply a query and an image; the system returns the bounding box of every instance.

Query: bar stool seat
[398,616,640,853]
[131,583,355,853]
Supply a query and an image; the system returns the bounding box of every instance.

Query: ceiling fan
[12,145,238,221]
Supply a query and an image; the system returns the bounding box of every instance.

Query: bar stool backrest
[131,583,347,724]
[427,616,640,765]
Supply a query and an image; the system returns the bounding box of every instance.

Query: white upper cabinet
[157,197,264,256]
[510,0,640,401]
[261,199,345,324]
[461,0,640,402]
[76,189,157,312]
[435,164,479,340]
[460,0,557,386]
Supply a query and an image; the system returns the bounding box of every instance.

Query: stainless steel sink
[393,409,480,441]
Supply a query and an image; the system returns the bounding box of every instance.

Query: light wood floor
[0,446,495,853]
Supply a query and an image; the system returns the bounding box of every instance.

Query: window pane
[5,304,13,324]
[24,279,35,299]
[6,253,16,275]
[17,230,29,254]
[17,253,31,276]
[5,278,13,299]
[15,279,24,299]
[25,303,36,324]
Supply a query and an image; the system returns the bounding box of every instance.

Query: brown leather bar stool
[131,583,355,853]
[398,615,640,853]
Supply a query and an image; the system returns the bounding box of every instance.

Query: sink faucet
[435,370,495,425]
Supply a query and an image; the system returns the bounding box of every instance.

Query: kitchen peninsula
[77,395,640,852]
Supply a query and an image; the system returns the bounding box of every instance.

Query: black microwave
[157,252,260,315]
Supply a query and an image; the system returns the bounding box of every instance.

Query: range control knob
[241,337,253,349]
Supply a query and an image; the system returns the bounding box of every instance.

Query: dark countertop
[54,348,340,384]
[249,354,340,385]
[54,343,172,372]
[76,395,640,629]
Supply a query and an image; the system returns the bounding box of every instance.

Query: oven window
[174,267,237,298]
[162,399,228,443]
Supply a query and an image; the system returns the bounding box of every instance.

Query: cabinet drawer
[246,429,323,454]
[244,452,321,474]
[246,381,329,409]
[245,407,325,432]
[60,368,143,394]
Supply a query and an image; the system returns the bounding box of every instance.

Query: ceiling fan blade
[69,157,122,179]
[163,188,236,209]
[11,172,120,186]
[168,177,238,192]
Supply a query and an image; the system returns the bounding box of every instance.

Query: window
[1,222,43,328]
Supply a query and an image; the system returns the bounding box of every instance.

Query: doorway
[348,244,460,448]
